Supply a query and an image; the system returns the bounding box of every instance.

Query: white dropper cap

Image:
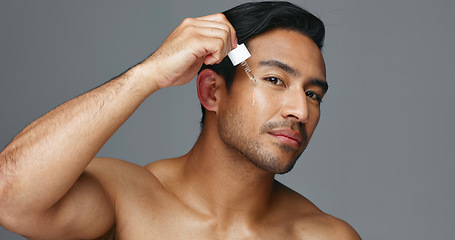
[228,43,251,66]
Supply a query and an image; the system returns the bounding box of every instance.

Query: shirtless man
[0,2,361,239]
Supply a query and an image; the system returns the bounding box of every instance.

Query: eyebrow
[258,59,329,93]
[310,78,329,94]
[258,59,300,77]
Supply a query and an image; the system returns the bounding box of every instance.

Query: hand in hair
[142,13,237,90]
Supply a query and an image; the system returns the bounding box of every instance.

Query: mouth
[267,128,303,148]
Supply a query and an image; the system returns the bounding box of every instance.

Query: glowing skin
[229,43,257,106]
[219,29,328,174]
[240,60,257,106]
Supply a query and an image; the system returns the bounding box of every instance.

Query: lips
[268,128,304,147]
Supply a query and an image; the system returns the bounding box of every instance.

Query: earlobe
[197,69,221,112]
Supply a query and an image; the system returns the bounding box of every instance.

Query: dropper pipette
[228,43,257,105]
[228,43,255,82]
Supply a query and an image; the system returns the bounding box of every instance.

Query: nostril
[280,95,309,123]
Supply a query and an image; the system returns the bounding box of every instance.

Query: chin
[250,152,300,175]
[260,161,297,175]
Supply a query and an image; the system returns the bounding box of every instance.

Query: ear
[197,69,223,113]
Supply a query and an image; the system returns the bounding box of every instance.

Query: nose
[280,88,309,123]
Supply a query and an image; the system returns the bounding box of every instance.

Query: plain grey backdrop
[1,0,454,239]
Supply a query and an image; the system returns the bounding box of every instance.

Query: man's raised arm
[0,13,236,239]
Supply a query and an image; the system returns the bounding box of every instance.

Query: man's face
[218,29,327,174]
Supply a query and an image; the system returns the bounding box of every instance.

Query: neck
[177,125,276,221]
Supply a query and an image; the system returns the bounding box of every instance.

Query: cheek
[306,107,321,135]
[250,86,282,114]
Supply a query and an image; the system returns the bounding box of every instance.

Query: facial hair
[218,103,308,174]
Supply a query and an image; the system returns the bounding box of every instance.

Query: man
[0,1,360,239]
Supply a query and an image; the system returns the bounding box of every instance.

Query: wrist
[127,60,162,96]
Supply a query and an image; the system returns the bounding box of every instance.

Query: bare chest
[111,198,295,240]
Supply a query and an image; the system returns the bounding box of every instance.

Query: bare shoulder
[273,181,361,239]
[86,157,151,183]
[87,157,153,176]
[85,157,165,201]
[294,212,361,239]
[144,157,183,181]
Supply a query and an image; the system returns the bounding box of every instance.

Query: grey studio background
[1,0,454,239]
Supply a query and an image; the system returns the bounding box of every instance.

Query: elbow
[0,181,19,235]
[0,209,35,239]
[0,210,21,236]
[0,174,26,236]
[0,147,38,236]
[0,148,13,201]
[0,150,18,227]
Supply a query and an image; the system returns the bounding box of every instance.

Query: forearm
[0,12,236,232]
[0,62,156,215]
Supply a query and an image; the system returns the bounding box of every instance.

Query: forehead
[247,29,326,80]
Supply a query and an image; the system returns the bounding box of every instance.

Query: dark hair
[199,1,325,126]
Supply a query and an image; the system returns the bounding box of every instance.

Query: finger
[193,27,232,60]
[178,20,233,63]
[204,54,218,66]
[192,36,226,65]
[196,13,237,49]
[181,17,233,54]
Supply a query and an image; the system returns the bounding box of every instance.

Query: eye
[264,76,285,86]
[305,91,323,103]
